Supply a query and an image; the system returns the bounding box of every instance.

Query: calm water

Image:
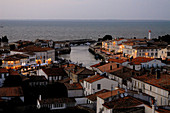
[0,20,170,67]
[0,20,170,42]
[59,46,100,68]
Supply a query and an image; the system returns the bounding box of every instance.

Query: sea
[0,20,170,67]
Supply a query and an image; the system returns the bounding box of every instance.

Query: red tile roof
[0,68,9,73]
[97,89,125,99]
[13,45,53,52]
[97,62,123,73]
[9,70,20,76]
[133,73,170,91]
[103,96,143,109]
[0,86,23,97]
[129,57,154,65]
[108,58,127,63]
[42,68,67,77]
[84,74,105,83]
[3,54,29,61]
[64,83,83,90]
[86,89,110,101]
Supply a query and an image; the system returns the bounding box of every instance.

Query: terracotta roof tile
[97,62,123,73]
[129,57,154,65]
[103,96,143,109]
[0,86,23,97]
[108,59,127,63]
[133,73,170,91]
[0,68,9,73]
[86,89,110,101]
[42,68,67,77]
[13,45,53,52]
[84,74,105,83]
[98,89,125,99]
[64,83,83,90]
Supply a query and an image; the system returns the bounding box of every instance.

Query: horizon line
[0,18,170,21]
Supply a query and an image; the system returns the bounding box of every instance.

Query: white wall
[68,90,83,97]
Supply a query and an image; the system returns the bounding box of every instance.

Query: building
[1,54,29,69]
[131,72,170,106]
[96,88,125,113]
[64,83,84,97]
[38,68,68,83]
[0,68,9,87]
[11,45,55,65]
[102,38,127,53]
[127,57,166,71]
[83,74,118,96]
[64,64,95,83]
[0,86,24,102]
[35,39,54,48]
[37,97,76,110]
[27,76,48,86]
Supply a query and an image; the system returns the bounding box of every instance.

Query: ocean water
[1,20,170,67]
[0,20,170,42]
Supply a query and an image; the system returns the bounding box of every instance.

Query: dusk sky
[0,0,170,20]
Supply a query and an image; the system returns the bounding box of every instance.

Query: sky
[0,0,170,20]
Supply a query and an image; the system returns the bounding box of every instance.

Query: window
[150,86,152,91]
[97,84,101,90]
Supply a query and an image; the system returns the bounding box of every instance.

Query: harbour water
[59,45,100,68]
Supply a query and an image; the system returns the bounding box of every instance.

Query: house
[83,74,118,96]
[0,86,24,102]
[92,62,123,75]
[0,68,9,87]
[1,54,29,69]
[64,64,95,83]
[86,89,110,110]
[37,97,76,110]
[27,76,48,86]
[109,67,138,89]
[102,38,127,53]
[131,71,170,106]
[38,68,68,83]
[96,88,125,113]
[127,57,166,71]
[107,58,128,66]
[64,83,84,97]
[11,45,55,65]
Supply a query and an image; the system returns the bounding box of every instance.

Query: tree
[102,35,112,41]
[2,36,8,43]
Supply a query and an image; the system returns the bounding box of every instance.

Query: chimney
[39,95,41,101]
[156,69,160,79]
[151,98,155,113]
[117,64,119,68]
[95,71,97,75]
[148,30,151,40]
[110,65,112,70]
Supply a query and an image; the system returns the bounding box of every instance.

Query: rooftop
[0,68,9,73]
[3,54,29,61]
[42,68,68,77]
[86,89,110,101]
[133,73,170,91]
[103,96,143,109]
[0,86,23,97]
[84,74,105,83]
[13,45,53,52]
[97,88,125,99]
[129,57,154,65]
[108,58,127,64]
[64,83,83,90]
[28,76,47,82]
[96,62,123,73]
